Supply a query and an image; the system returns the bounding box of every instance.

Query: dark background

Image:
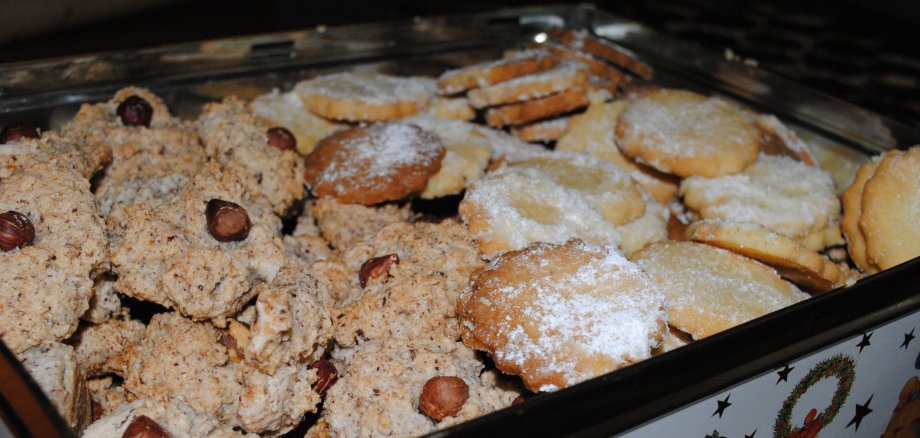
[1,0,918,128]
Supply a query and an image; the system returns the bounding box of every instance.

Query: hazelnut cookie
[111,162,285,322]
[1,163,108,353]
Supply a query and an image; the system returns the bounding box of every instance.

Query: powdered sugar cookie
[615,89,761,177]
[681,153,841,241]
[250,88,346,155]
[484,87,590,127]
[459,152,646,258]
[860,145,920,270]
[304,122,445,204]
[556,99,679,203]
[436,49,558,95]
[841,154,889,273]
[467,61,588,108]
[631,241,808,339]
[458,240,667,392]
[294,72,435,122]
[688,220,843,292]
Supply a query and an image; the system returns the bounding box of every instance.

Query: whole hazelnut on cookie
[0,123,40,144]
[116,95,154,127]
[418,376,469,421]
[0,210,35,251]
[309,359,338,395]
[358,254,399,288]
[122,415,169,438]
[205,199,251,242]
[266,126,296,151]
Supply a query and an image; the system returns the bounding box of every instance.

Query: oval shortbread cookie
[631,241,808,339]
[458,240,667,392]
[459,152,647,258]
[860,145,920,270]
[615,89,761,177]
[294,72,435,122]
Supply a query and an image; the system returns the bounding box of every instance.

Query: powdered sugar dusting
[681,153,839,237]
[470,241,667,390]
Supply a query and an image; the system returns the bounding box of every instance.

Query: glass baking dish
[2,4,920,437]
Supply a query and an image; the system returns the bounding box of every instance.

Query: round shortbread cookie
[458,240,667,392]
[841,153,890,273]
[436,49,558,95]
[484,87,590,127]
[249,88,346,155]
[294,72,435,122]
[631,241,808,339]
[459,152,646,258]
[615,89,761,177]
[688,220,843,292]
[680,153,840,240]
[557,100,679,204]
[860,145,920,270]
[304,123,445,205]
[467,61,589,109]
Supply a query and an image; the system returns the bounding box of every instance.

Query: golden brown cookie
[688,220,843,292]
[547,28,653,80]
[510,117,570,143]
[631,241,808,339]
[436,49,558,95]
[426,96,476,121]
[484,87,590,127]
[458,240,667,392]
[615,89,762,177]
[841,154,889,273]
[294,72,435,122]
[304,123,445,205]
[556,99,679,203]
[535,42,628,86]
[467,61,588,109]
[459,152,647,258]
[860,145,920,270]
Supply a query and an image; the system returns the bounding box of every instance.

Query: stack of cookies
[2,27,919,438]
